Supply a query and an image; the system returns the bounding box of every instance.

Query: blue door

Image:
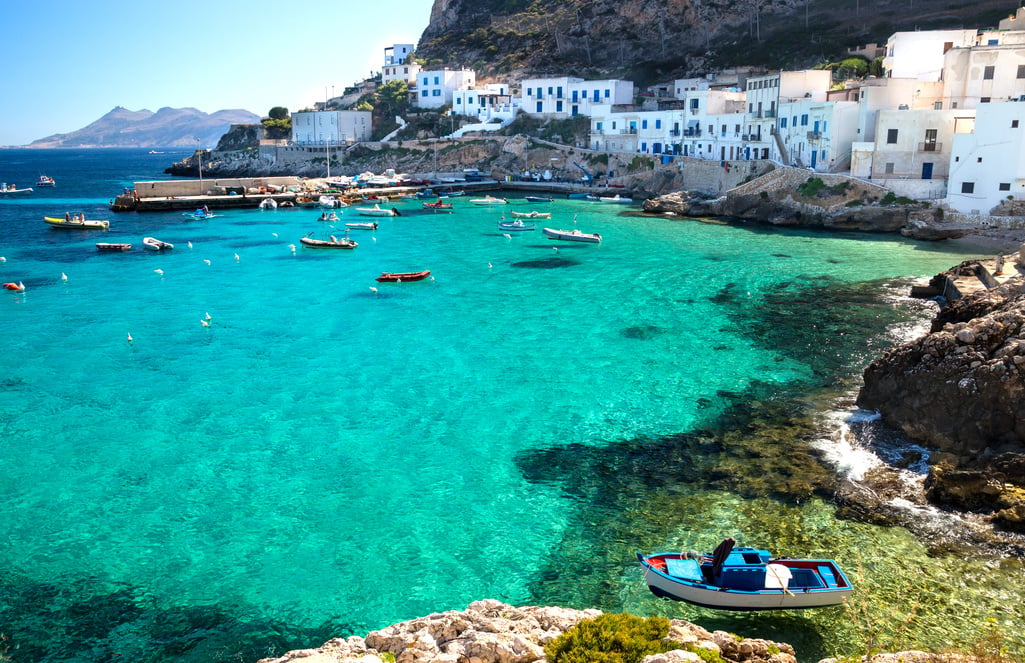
[810,150,818,168]
[922,162,934,179]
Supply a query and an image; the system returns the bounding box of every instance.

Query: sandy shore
[945,228,1025,254]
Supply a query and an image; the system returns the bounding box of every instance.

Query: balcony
[807,131,822,141]
[918,142,942,152]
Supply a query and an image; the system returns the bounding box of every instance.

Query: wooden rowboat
[375,270,431,282]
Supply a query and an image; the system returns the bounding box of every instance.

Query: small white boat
[543,227,601,243]
[345,222,378,230]
[355,205,399,217]
[143,236,174,251]
[259,198,278,210]
[470,195,507,205]
[498,220,535,232]
[299,234,358,249]
[599,194,633,204]
[1,183,33,195]
[510,210,551,219]
[318,195,348,208]
[317,212,341,222]
[637,538,853,611]
[44,215,109,230]
[35,175,56,187]
[525,195,553,203]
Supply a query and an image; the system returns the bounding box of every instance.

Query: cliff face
[417,0,1018,82]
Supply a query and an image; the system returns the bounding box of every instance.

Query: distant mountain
[27,106,261,148]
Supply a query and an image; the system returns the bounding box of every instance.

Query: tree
[268,106,289,121]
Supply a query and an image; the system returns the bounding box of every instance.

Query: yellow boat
[44,216,110,230]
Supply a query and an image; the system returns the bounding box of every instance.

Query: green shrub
[845,199,864,207]
[627,156,655,172]
[544,614,678,663]
[797,177,826,197]
[880,192,897,205]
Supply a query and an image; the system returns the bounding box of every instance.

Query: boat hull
[376,270,431,282]
[637,552,852,611]
[498,222,535,232]
[542,227,601,243]
[96,243,132,251]
[300,237,358,249]
[44,216,109,230]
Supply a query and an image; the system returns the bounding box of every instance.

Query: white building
[291,110,372,145]
[744,70,831,162]
[522,77,633,118]
[947,102,1025,214]
[452,84,517,124]
[942,43,1025,109]
[882,29,977,80]
[382,43,420,85]
[776,99,859,171]
[416,69,476,109]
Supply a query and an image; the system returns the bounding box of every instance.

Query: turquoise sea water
[1,149,1023,662]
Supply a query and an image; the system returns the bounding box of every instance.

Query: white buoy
[0,256,6,262]
[369,286,378,294]
[234,253,240,262]
[61,272,67,282]
[200,319,210,327]
[127,332,133,343]
[487,262,493,269]
[203,259,211,265]
[272,232,279,237]
[205,312,212,320]
[154,268,164,275]
[187,241,193,249]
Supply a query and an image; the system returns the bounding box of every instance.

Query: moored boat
[599,194,633,204]
[2,183,34,195]
[510,210,551,219]
[524,195,553,203]
[542,227,601,243]
[356,204,399,217]
[498,220,535,232]
[375,270,431,282]
[96,242,132,251]
[470,195,507,205]
[183,208,218,220]
[142,236,174,251]
[35,175,56,187]
[636,538,853,611]
[422,200,453,211]
[259,198,278,210]
[300,234,358,249]
[345,222,378,230]
[44,215,109,230]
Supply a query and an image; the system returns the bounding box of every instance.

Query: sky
[0,0,435,146]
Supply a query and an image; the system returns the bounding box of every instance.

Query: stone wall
[873,177,948,200]
[133,177,301,198]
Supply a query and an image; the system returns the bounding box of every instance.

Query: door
[922,162,934,179]
[811,150,818,168]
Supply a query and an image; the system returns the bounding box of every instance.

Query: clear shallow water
[1,149,1022,662]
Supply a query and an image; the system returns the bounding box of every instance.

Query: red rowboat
[375,270,431,282]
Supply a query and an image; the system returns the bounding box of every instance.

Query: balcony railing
[918,142,942,152]
[807,131,822,141]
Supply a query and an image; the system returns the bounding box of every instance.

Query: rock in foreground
[256,599,796,663]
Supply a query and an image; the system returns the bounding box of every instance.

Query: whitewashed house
[522,77,633,118]
[382,43,420,85]
[947,102,1025,214]
[864,108,974,182]
[942,41,1025,109]
[883,29,978,80]
[743,70,831,162]
[451,84,517,124]
[775,98,859,171]
[291,110,372,145]
[416,69,476,109]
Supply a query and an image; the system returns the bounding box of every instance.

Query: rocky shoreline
[256,599,971,663]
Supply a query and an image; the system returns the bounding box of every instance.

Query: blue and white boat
[637,538,852,611]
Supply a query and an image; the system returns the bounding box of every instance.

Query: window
[934,101,943,110]
[780,117,788,128]
[981,97,991,103]
[655,119,662,129]
[1019,65,1025,79]
[1015,120,1021,128]
[792,116,798,126]
[605,89,610,98]
[422,77,429,86]
[749,103,754,113]
[1000,182,1011,191]
[961,182,975,194]
[984,66,995,80]
[432,89,440,97]
[526,87,532,97]
[642,120,648,129]
[924,129,937,152]
[434,76,440,84]
[467,97,474,105]
[557,86,563,98]
[978,157,983,163]
[884,162,894,174]
[887,128,898,144]
[556,100,563,112]
[596,122,602,132]
[536,101,543,113]
[547,86,553,96]
[800,114,809,126]
[421,90,428,97]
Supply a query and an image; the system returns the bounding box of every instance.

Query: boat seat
[665,558,704,582]
[817,565,838,588]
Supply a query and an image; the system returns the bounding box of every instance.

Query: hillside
[417,0,1018,85]
[27,106,261,149]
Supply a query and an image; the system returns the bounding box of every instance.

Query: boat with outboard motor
[637,538,853,611]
